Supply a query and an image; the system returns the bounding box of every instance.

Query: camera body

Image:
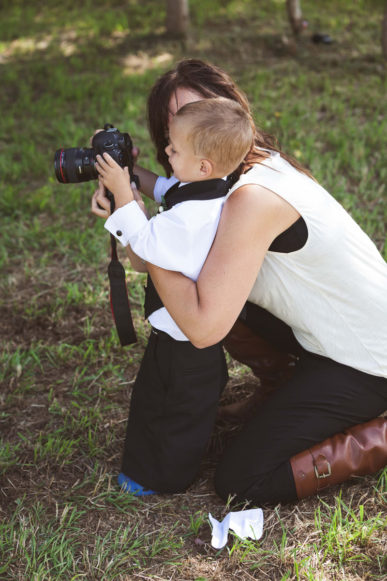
[53,124,138,346]
[54,124,134,184]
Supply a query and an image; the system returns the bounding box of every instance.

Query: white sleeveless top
[227,153,387,378]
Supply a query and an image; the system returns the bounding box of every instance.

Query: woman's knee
[214,455,267,503]
[214,458,297,505]
[214,461,247,501]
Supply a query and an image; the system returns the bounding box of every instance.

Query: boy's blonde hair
[173,97,254,175]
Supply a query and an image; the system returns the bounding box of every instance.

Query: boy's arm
[97,151,179,206]
[96,153,216,273]
[94,158,148,272]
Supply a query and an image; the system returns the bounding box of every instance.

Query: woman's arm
[134,164,158,199]
[147,184,300,348]
[125,245,148,273]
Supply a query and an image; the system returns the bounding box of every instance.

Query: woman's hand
[91,181,111,219]
[89,128,103,146]
[91,168,148,220]
[95,153,134,208]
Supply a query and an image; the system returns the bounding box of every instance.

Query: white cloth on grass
[209,508,264,549]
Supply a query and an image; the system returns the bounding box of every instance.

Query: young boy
[96,97,254,495]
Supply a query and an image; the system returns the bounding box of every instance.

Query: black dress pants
[215,302,387,505]
[121,329,228,493]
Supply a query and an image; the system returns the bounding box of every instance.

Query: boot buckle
[314,459,332,479]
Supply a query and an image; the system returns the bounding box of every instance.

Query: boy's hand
[95,153,134,208]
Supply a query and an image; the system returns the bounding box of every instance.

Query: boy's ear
[199,159,213,178]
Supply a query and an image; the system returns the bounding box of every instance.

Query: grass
[0,0,386,579]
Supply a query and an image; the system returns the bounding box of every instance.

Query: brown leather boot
[223,319,297,387]
[219,320,297,421]
[290,417,387,499]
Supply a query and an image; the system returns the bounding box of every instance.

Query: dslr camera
[53,123,138,346]
[54,123,134,185]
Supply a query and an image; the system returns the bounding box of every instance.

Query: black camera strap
[107,192,137,346]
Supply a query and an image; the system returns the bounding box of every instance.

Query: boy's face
[165,118,206,183]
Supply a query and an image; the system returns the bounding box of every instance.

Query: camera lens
[54,148,97,183]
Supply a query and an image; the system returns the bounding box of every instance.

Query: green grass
[1,495,184,580]
[0,1,386,579]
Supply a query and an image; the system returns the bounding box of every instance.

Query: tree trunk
[166,0,189,38]
[287,0,303,36]
[382,1,387,59]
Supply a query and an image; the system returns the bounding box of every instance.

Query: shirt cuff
[153,175,179,203]
[104,201,148,247]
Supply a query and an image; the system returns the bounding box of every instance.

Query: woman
[92,59,387,505]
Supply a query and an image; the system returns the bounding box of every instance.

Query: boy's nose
[165,144,171,156]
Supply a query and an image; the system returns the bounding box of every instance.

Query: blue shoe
[117,472,157,496]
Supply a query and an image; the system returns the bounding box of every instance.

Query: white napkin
[208,508,264,549]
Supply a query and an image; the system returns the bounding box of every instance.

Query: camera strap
[107,193,137,346]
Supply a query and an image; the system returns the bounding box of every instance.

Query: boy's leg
[121,330,228,493]
[215,350,387,505]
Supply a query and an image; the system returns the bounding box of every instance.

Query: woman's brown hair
[147,58,313,180]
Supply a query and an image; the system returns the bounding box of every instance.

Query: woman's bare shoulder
[224,182,300,241]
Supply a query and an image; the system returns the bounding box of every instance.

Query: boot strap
[313,454,332,489]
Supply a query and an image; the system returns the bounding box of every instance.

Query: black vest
[144,179,230,320]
